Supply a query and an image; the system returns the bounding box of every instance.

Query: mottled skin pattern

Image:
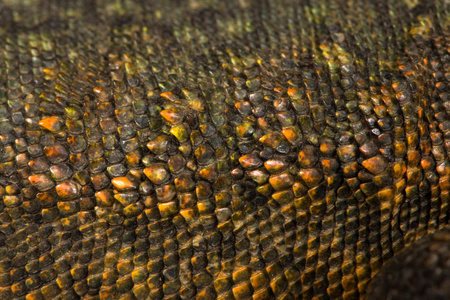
[367,227,450,299]
[0,0,448,299]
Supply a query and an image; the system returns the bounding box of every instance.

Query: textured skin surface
[0,0,448,299]
[367,227,450,300]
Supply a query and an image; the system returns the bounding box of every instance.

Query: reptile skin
[0,0,448,299]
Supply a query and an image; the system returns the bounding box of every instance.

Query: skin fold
[0,0,448,299]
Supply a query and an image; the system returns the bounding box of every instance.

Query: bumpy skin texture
[0,0,448,299]
[367,227,450,300]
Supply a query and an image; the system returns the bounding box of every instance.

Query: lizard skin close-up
[0,0,449,299]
